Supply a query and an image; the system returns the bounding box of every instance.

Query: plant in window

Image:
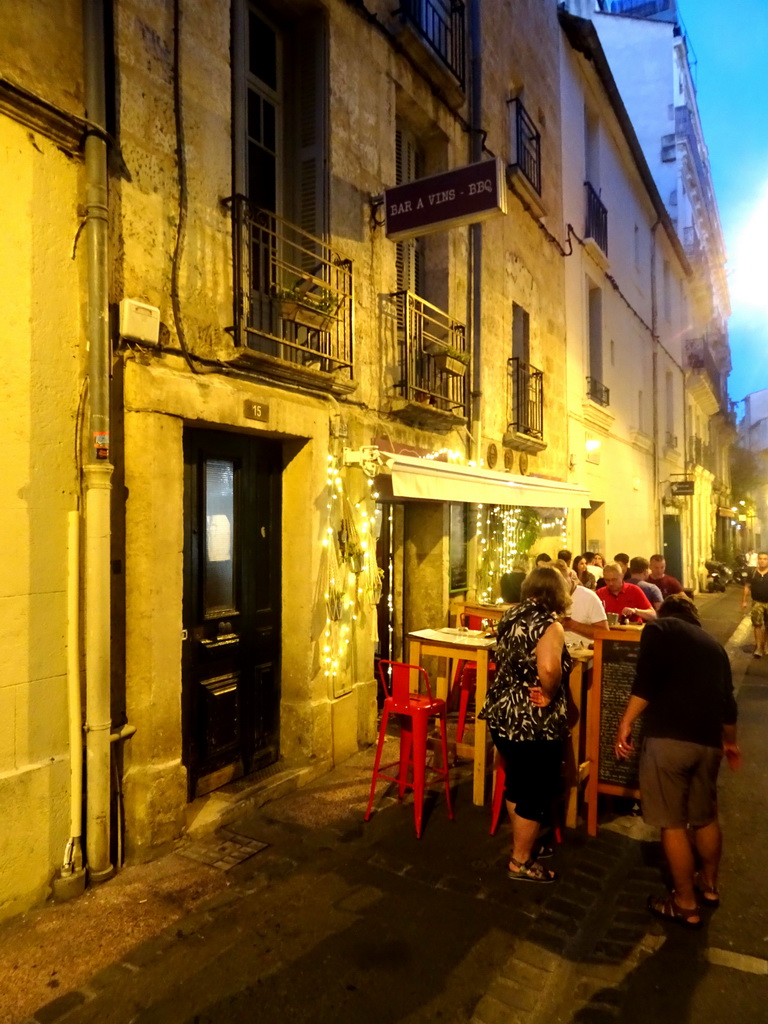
[433,345,470,377]
[276,284,341,331]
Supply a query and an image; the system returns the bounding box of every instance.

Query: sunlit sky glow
[679,0,768,403]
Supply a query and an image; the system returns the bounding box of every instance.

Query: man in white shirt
[554,560,608,639]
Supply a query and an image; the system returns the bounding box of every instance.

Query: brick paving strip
[470,831,662,1024]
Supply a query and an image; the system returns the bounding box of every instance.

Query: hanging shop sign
[384,158,506,241]
[670,480,695,496]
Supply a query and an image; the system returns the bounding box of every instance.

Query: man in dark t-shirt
[615,594,740,929]
[742,551,768,658]
[648,554,684,599]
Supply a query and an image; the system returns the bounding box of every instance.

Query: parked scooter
[704,560,730,592]
[732,554,752,587]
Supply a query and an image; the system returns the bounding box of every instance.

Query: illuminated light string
[475,505,568,603]
[321,452,381,684]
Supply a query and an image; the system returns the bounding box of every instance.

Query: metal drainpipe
[650,221,661,548]
[83,0,114,884]
[469,0,482,465]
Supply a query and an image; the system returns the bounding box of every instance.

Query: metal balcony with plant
[399,0,466,88]
[227,196,353,376]
[507,358,544,439]
[392,290,467,414]
[584,181,608,254]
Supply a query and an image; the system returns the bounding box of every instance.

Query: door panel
[663,515,683,583]
[183,430,281,799]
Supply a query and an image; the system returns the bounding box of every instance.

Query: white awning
[380,453,591,509]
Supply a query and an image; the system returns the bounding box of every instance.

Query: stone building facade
[0,0,730,919]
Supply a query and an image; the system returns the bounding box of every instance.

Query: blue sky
[679,0,768,403]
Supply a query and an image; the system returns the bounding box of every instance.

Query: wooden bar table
[407,628,496,806]
[565,647,593,829]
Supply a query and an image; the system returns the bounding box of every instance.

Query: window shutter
[293,16,328,247]
[395,126,423,295]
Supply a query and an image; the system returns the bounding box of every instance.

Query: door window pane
[205,459,235,613]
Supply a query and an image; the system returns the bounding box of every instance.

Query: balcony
[396,0,466,103]
[503,358,546,454]
[584,181,608,263]
[586,376,610,408]
[390,291,467,428]
[226,198,354,393]
[665,431,679,450]
[598,0,675,15]
[506,98,545,218]
[688,434,715,473]
[685,337,724,415]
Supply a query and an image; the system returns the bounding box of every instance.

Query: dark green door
[182,430,281,798]
[662,514,683,584]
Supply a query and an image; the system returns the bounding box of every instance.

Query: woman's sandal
[507,857,558,884]
[694,873,721,908]
[647,893,703,930]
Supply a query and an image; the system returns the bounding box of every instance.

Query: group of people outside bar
[480,545,745,929]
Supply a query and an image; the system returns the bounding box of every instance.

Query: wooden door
[182,430,281,798]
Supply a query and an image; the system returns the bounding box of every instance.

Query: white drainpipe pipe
[83,0,114,884]
[53,512,87,901]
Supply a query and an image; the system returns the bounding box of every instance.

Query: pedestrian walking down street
[478,567,572,885]
[742,550,768,658]
[614,593,741,929]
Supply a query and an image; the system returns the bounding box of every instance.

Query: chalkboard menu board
[585,630,643,834]
[597,638,641,788]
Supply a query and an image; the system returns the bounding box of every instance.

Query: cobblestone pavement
[5,591,768,1024]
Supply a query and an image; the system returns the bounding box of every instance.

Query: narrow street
[2,586,766,1024]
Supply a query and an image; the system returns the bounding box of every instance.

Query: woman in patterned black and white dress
[479,567,572,883]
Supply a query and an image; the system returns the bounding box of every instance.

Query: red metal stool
[449,613,496,742]
[365,659,453,838]
[452,663,477,743]
[489,758,563,843]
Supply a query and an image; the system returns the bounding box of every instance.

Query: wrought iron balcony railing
[507,358,544,439]
[227,196,353,375]
[586,376,610,407]
[685,337,724,409]
[391,290,467,414]
[399,0,466,89]
[687,434,714,471]
[509,98,541,195]
[599,0,674,17]
[584,181,608,255]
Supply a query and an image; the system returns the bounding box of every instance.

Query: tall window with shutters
[229,3,355,374]
[395,124,425,298]
[238,4,328,239]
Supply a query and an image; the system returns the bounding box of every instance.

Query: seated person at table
[500,559,528,603]
[478,567,572,884]
[648,554,684,599]
[614,553,631,580]
[598,563,656,623]
[627,556,663,610]
[554,559,608,639]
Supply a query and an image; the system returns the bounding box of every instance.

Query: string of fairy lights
[321,453,382,688]
[475,504,568,603]
[319,444,569,684]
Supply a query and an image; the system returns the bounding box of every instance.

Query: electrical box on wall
[119,298,160,345]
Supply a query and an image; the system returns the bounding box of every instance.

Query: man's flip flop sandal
[694,874,720,908]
